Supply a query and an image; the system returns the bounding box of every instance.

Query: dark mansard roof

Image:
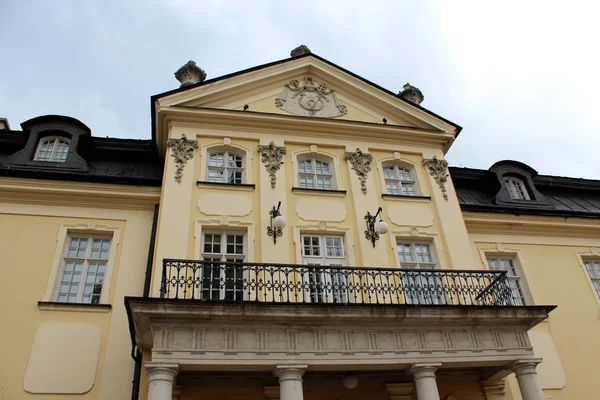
[0,115,162,186]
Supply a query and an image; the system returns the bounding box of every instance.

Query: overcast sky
[1,1,599,178]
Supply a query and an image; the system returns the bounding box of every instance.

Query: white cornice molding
[0,177,160,210]
[463,211,600,236]
[156,106,454,155]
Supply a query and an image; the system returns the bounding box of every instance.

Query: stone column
[275,365,307,400]
[513,359,545,400]
[481,380,505,400]
[146,362,179,400]
[409,363,441,400]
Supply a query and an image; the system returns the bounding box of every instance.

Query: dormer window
[504,176,530,200]
[35,136,70,162]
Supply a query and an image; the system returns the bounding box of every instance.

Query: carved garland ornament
[167,135,198,184]
[258,142,286,188]
[422,156,449,201]
[344,148,373,195]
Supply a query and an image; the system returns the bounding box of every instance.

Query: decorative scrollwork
[275,76,348,118]
[161,259,515,306]
[423,156,449,201]
[258,142,286,188]
[344,148,373,194]
[167,135,198,184]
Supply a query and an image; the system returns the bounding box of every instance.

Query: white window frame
[42,222,121,307]
[206,149,245,184]
[503,176,531,200]
[34,135,70,162]
[54,234,112,304]
[485,255,530,306]
[200,230,247,301]
[301,234,347,303]
[582,258,600,303]
[383,163,419,196]
[297,157,336,190]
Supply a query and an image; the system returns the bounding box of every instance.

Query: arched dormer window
[503,176,530,200]
[298,157,335,190]
[383,163,418,196]
[207,149,245,184]
[34,136,70,162]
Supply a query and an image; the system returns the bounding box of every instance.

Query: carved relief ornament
[422,156,449,201]
[167,135,198,184]
[258,142,286,188]
[275,76,347,118]
[344,148,373,194]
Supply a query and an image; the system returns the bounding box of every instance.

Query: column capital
[145,362,179,382]
[274,365,307,382]
[512,358,543,377]
[409,363,442,380]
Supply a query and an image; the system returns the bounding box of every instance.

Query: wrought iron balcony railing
[161,259,516,306]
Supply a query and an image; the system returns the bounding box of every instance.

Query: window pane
[402,184,416,196]
[228,154,243,168]
[54,140,69,162]
[383,166,396,180]
[397,244,413,262]
[208,153,225,167]
[207,168,224,182]
[315,160,330,174]
[316,177,332,190]
[298,160,312,173]
[299,175,314,189]
[386,180,401,195]
[398,168,413,181]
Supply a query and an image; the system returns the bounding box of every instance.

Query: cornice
[0,177,160,210]
[156,106,454,155]
[463,211,600,237]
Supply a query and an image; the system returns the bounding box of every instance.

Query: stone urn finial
[174,60,207,87]
[399,83,424,105]
[291,45,311,58]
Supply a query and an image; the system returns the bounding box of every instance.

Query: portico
[127,298,553,400]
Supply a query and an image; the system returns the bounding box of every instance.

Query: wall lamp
[364,207,389,248]
[267,201,287,245]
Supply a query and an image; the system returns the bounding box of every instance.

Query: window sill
[196,181,255,191]
[292,187,347,197]
[38,301,111,313]
[382,194,431,202]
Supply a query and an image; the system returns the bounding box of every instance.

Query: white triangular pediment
[157,56,457,133]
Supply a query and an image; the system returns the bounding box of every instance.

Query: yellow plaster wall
[469,229,600,399]
[0,203,153,400]
[154,123,473,275]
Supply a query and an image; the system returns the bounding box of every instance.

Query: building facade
[1,47,598,400]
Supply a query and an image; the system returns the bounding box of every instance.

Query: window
[487,256,528,305]
[383,164,417,195]
[207,150,244,184]
[396,241,441,304]
[201,231,246,301]
[503,176,530,200]
[55,235,111,304]
[298,157,334,190]
[397,241,436,268]
[35,136,70,162]
[583,259,600,300]
[301,235,347,303]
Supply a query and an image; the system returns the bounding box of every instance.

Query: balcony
[126,258,555,384]
[160,259,516,306]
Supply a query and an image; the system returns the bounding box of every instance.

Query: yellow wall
[0,196,155,399]
[468,217,600,399]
